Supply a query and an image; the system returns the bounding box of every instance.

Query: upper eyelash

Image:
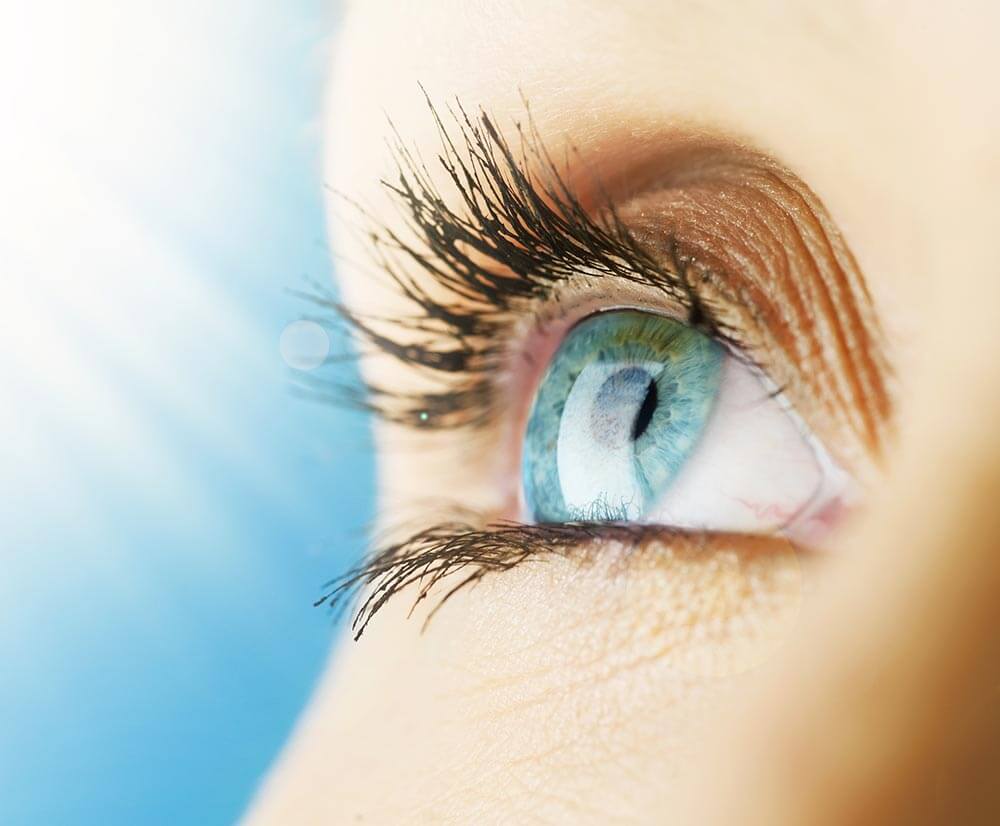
[308,94,745,430]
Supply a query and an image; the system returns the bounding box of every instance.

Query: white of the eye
[556,360,661,520]
[647,356,830,534]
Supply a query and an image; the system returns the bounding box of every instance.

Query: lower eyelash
[317,521,791,639]
[316,522,652,639]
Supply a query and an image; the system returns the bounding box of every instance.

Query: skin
[248,1,1000,823]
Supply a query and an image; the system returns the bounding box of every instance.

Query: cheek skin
[248,537,806,824]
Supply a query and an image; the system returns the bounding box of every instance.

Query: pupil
[630,378,658,440]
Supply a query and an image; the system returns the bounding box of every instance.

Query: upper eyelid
[322,96,890,471]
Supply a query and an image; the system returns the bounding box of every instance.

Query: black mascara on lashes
[308,96,745,431]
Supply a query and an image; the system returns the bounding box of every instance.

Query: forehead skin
[247,2,1000,824]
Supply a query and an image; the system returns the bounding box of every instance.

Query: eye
[521,310,847,537]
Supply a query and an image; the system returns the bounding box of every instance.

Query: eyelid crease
[316,521,799,640]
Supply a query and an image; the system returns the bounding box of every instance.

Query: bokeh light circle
[280,320,329,371]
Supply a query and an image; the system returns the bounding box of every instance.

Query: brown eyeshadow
[615,150,892,469]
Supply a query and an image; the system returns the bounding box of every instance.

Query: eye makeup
[314,98,892,635]
[614,155,892,468]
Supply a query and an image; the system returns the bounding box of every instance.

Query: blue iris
[522,310,723,522]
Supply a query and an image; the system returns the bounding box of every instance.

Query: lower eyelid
[324,519,810,640]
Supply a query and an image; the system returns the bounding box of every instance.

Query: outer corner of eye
[518,308,850,540]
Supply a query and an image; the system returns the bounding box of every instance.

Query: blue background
[0,3,371,824]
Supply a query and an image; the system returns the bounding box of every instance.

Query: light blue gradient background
[0,3,369,824]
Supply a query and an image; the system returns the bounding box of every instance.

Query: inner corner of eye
[518,309,838,537]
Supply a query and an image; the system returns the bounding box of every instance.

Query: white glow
[0,2,329,562]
